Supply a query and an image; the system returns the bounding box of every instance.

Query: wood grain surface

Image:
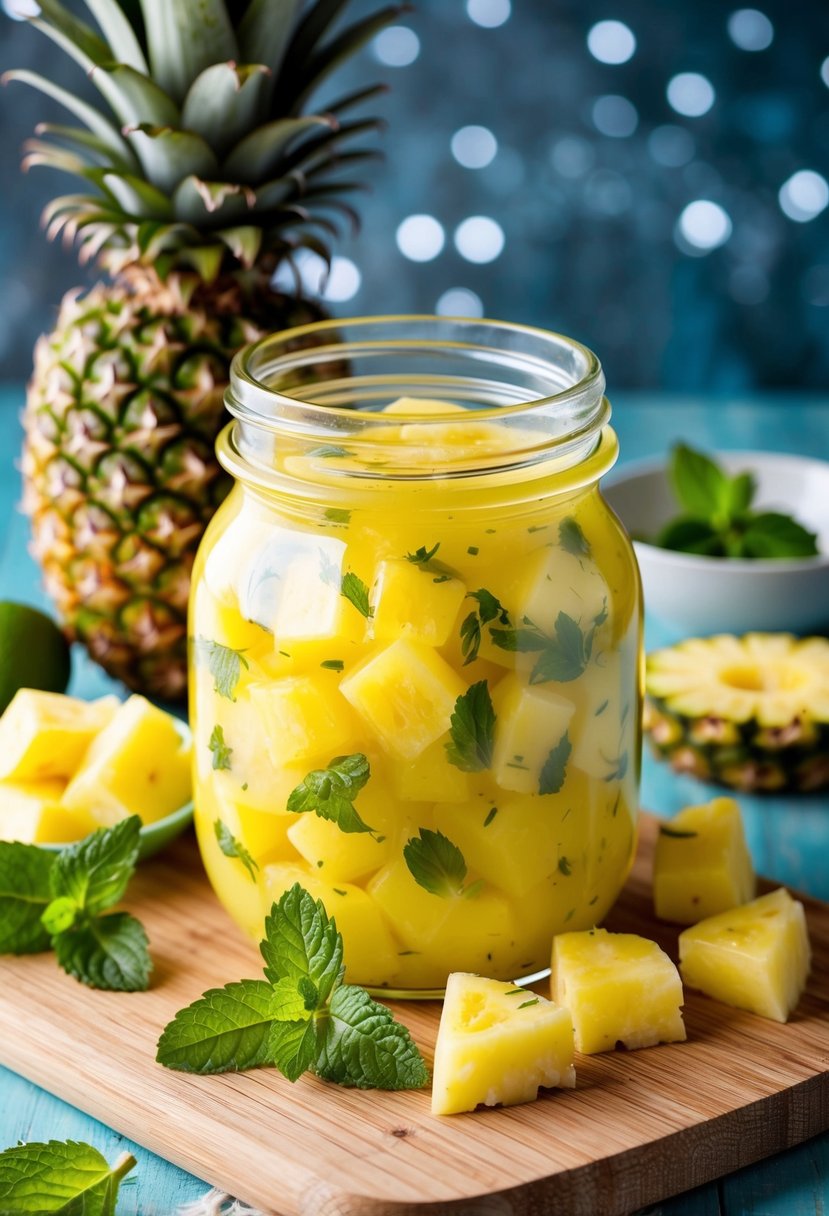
[0,813,827,1216]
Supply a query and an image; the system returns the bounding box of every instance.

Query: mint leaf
[315,985,429,1090]
[50,816,141,918]
[195,637,249,700]
[260,883,344,1003]
[489,623,547,652]
[156,979,280,1073]
[41,896,81,937]
[529,613,591,684]
[406,542,440,565]
[340,572,372,618]
[460,589,510,664]
[446,681,496,772]
[670,444,732,520]
[726,470,756,515]
[269,1017,322,1083]
[318,548,341,588]
[405,543,457,580]
[539,731,572,795]
[0,1140,136,1216]
[209,724,232,771]
[54,911,151,992]
[308,444,350,458]
[0,842,54,955]
[654,517,723,555]
[214,819,259,882]
[738,512,819,559]
[286,754,375,835]
[404,828,467,897]
[559,517,591,557]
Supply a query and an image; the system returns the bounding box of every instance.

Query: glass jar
[190,317,641,996]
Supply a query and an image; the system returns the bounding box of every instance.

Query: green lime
[0,601,71,713]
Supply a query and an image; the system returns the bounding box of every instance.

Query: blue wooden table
[0,385,827,1215]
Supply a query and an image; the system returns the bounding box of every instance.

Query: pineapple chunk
[0,779,97,844]
[340,639,466,761]
[212,793,299,864]
[391,736,470,803]
[191,583,272,656]
[569,651,635,782]
[551,928,686,1053]
[491,676,575,794]
[273,549,366,645]
[371,559,466,648]
[654,798,756,925]
[0,691,118,782]
[261,862,399,986]
[678,887,811,1022]
[195,804,266,942]
[248,676,359,767]
[431,973,576,1115]
[286,780,395,882]
[382,396,461,415]
[512,548,610,638]
[62,696,192,827]
[433,796,561,897]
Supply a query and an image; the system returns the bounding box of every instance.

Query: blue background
[0,0,828,387]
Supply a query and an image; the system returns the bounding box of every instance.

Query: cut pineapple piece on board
[551,928,686,1053]
[248,676,359,767]
[0,690,118,782]
[491,675,575,794]
[371,559,466,648]
[0,778,97,844]
[340,638,466,761]
[431,973,576,1115]
[391,736,471,803]
[260,862,399,986]
[61,696,191,826]
[653,797,756,925]
[679,887,810,1022]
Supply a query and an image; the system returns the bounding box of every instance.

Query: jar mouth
[226,315,609,482]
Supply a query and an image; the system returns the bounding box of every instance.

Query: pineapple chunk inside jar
[189,393,641,994]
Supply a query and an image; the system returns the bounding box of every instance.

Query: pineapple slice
[551,928,686,1053]
[62,696,192,826]
[653,797,756,924]
[340,638,466,761]
[248,675,359,767]
[678,887,811,1022]
[0,779,97,844]
[491,675,575,794]
[391,736,471,803]
[371,559,466,648]
[0,690,118,782]
[260,862,399,986]
[431,973,576,1115]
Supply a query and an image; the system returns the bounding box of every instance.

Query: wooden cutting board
[1,814,828,1216]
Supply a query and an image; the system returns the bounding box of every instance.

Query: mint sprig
[0,816,152,992]
[340,572,373,618]
[654,444,819,559]
[445,681,496,772]
[214,819,259,882]
[157,884,428,1092]
[286,754,377,835]
[559,517,591,557]
[195,637,249,700]
[491,611,594,684]
[0,1140,136,1216]
[459,588,510,664]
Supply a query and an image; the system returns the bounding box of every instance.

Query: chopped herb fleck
[308,444,350,458]
[333,888,347,896]
[324,507,351,525]
[467,546,479,556]
[594,699,609,717]
[527,524,547,533]
[658,825,699,839]
[208,724,232,771]
[559,517,591,557]
[504,988,524,996]
[558,856,572,876]
[564,908,575,923]
[518,998,540,1009]
[483,807,498,827]
[320,659,345,672]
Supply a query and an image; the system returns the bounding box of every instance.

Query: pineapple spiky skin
[23,277,325,699]
[645,633,829,794]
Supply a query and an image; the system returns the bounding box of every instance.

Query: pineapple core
[551,928,686,1054]
[431,973,576,1115]
[679,887,811,1023]
[653,797,756,925]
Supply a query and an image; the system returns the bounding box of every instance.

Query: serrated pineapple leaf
[22,140,101,176]
[0,842,55,955]
[0,1140,136,1216]
[156,979,280,1073]
[182,63,271,159]
[123,123,218,194]
[83,0,149,72]
[173,176,254,225]
[260,883,344,1002]
[30,0,112,67]
[139,0,239,104]
[216,225,263,266]
[223,116,336,184]
[51,816,141,918]
[315,985,429,1090]
[238,0,304,78]
[54,911,152,992]
[325,83,389,116]
[32,124,134,172]
[89,63,180,130]
[291,8,407,108]
[2,72,135,165]
[282,0,351,72]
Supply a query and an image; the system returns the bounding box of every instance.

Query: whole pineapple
[10,0,400,700]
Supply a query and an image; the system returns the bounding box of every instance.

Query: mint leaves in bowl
[604,448,829,636]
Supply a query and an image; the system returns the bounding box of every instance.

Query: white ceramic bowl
[604,451,829,636]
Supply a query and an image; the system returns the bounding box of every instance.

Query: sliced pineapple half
[431,973,576,1115]
[645,633,829,792]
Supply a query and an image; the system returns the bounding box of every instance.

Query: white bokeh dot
[592,94,638,137]
[551,136,596,178]
[727,9,774,51]
[778,170,829,223]
[648,125,696,167]
[676,200,732,253]
[436,288,485,318]
[2,0,39,15]
[322,257,362,303]
[372,26,420,67]
[396,214,445,262]
[466,0,511,27]
[451,125,498,170]
[454,216,505,264]
[271,250,361,300]
[667,73,716,117]
[587,20,636,65]
[822,57,829,88]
